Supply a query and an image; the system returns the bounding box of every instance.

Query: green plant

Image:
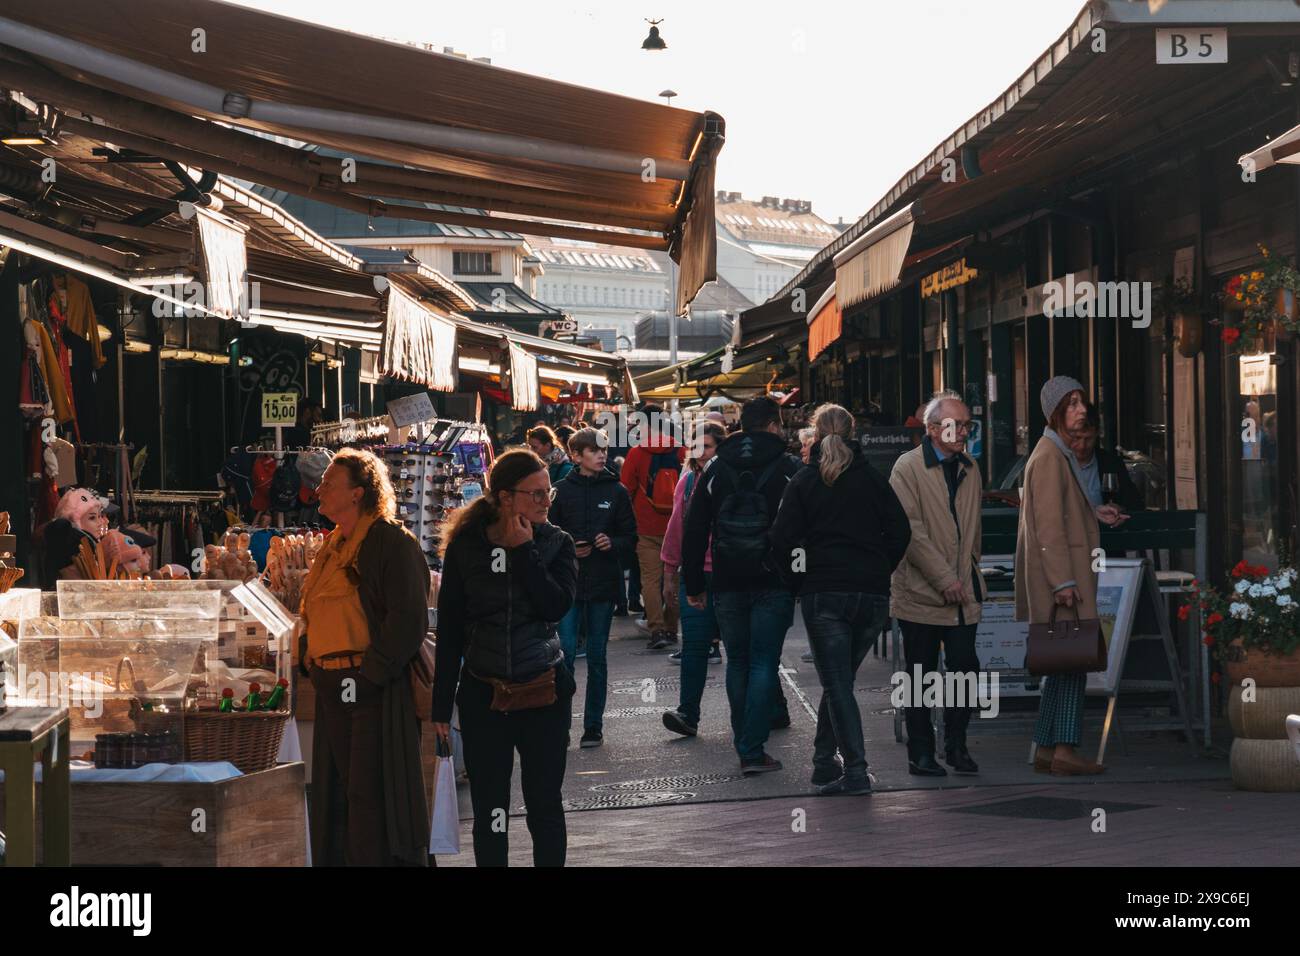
[1187,560,1300,663]
[1219,244,1300,349]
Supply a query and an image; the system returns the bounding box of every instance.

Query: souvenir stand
[0,579,305,866]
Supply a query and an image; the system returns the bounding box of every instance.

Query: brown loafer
[1050,755,1105,776]
[1033,747,1054,773]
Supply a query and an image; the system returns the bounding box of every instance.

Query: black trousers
[311,666,390,866]
[899,620,981,760]
[457,669,574,867]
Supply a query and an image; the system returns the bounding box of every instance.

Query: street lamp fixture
[642,19,667,51]
[659,89,677,107]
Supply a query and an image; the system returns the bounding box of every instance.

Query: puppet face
[101,530,151,574]
[54,488,108,539]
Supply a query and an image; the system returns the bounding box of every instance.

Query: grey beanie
[1040,375,1085,421]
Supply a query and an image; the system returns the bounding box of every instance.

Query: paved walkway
[437,610,1297,866]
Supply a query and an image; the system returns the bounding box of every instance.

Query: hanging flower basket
[1219,246,1300,351]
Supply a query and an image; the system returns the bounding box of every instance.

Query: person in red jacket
[620,404,685,649]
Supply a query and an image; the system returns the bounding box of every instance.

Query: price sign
[261,391,298,427]
[1156,28,1227,65]
[386,391,436,428]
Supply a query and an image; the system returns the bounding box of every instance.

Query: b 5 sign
[1156,28,1227,65]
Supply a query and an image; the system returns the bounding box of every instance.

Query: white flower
[1248,584,1264,599]
[1278,576,1292,591]
[1229,601,1253,620]
[1261,585,1278,598]
[1279,594,1293,607]
[1236,579,1251,594]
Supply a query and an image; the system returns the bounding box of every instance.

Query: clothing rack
[312,416,391,448]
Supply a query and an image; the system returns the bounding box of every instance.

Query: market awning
[1240,122,1300,174]
[832,204,915,309]
[381,286,458,391]
[0,0,724,313]
[807,284,842,362]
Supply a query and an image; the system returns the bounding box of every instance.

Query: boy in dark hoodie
[682,396,801,775]
[549,428,637,748]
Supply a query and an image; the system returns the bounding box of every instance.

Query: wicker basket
[183,708,291,774]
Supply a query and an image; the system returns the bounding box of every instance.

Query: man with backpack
[620,404,685,649]
[683,396,800,774]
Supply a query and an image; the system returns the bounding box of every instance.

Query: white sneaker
[636,617,650,632]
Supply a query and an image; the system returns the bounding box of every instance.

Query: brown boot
[1033,746,1054,773]
[1050,752,1105,776]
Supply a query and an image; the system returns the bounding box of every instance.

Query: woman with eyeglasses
[433,448,578,866]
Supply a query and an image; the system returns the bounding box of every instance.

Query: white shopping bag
[428,736,461,855]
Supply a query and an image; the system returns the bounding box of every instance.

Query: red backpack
[644,449,681,515]
[250,456,277,512]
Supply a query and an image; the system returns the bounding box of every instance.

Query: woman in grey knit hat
[1014,376,1128,775]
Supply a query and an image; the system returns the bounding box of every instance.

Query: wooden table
[0,706,71,867]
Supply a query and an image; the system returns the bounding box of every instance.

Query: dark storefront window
[1238,352,1280,570]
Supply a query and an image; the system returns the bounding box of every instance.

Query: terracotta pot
[1224,638,1300,688]
[1174,312,1202,357]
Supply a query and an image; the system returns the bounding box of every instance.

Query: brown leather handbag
[1025,604,1107,675]
[409,634,436,716]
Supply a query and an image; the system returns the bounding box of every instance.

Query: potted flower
[1188,561,1300,687]
[1219,245,1300,351]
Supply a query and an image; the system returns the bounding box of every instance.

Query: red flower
[1206,612,1223,628]
[1254,565,1270,577]
[1226,275,1244,297]
[1231,560,1249,578]
[1177,605,1190,621]
[1203,634,1216,647]
[1222,327,1242,346]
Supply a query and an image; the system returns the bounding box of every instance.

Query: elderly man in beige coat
[889,390,984,777]
[1016,376,1128,776]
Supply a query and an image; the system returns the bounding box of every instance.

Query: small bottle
[243,683,262,712]
[218,687,234,713]
[262,677,289,711]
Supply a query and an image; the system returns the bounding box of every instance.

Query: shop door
[1239,352,1281,570]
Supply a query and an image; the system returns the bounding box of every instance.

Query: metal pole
[669,259,678,366]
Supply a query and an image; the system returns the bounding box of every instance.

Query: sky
[233,0,1091,228]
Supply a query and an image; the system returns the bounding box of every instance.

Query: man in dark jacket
[683,396,801,775]
[548,428,637,747]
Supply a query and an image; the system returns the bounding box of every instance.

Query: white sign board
[386,391,436,429]
[261,391,298,428]
[1156,28,1227,65]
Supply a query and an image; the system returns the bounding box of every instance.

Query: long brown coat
[1014,434,1101,624]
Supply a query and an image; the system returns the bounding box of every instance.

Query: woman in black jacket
[433,449,578,867]
[769,404,911,795]
[547,428,637,748]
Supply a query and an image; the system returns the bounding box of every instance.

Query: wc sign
[1156,28,1227,65]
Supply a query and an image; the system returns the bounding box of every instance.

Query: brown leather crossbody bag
[470,666,557,712]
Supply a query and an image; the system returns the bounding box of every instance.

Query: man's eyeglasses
[929,420,974,433]
[508,486,557,505]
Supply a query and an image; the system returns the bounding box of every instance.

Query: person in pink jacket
[660,420,727,737]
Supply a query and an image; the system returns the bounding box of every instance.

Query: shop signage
[387,391,436,428]
[1156,28,1227,65]
[921,259,978,298]
[260,391,298,427]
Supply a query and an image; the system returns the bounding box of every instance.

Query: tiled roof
[716,194,837,248]
[527,236,664,273]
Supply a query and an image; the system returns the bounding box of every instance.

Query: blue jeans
[802,591,888,781]
[558,601,614,732]
[677,573,719,725]
[713,589,796,760]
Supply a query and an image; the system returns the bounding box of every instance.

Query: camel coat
[1014,434,1101,624]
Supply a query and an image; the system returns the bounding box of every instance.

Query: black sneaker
[580,729,603,748]
[648,630,676,650]
[810,757,845,787]
[770,709,792,730]
[818,774,873,796]
[708,644,722,664]
[667,649,683,665]
[613,604,629,617]
[741,754,783,775]
[662,710,698,737]
[908,754,948,777]
[629,598,645,613]
[944,746,980,775]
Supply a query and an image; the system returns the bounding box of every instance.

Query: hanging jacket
[548,467,637,602]
[433,516,577,722]
[61,274,106,369]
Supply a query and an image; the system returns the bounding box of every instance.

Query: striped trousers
[1033,672,1086,747]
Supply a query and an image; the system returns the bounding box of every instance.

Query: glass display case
[57,579,224,620]
[15,616,207,763]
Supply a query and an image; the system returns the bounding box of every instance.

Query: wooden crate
[0,762,307,866]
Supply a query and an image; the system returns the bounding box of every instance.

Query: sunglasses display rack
[383,447,467,569]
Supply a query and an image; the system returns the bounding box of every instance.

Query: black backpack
[710,458,783,578]
[270,456,302,512]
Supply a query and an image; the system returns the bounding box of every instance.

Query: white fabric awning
[1240,122,1300,175]
[507,342,540,413]
[193,207,250,319]
[832,204,916,309]
[380,286,458,391]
